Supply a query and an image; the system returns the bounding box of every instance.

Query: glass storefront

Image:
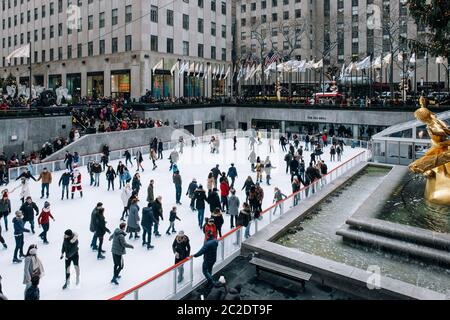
[111,70,130,98]
[184,74,204,97]
[48,74,62,90]
[66,73,81,99]
[212,79,225,97]
[87,72,104,98]
[33,75,44,87]
[152,71,173,98]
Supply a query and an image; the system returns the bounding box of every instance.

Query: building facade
[236,0,448,93]
[0,0,233,100]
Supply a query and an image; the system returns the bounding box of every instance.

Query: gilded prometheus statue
[409,105,450,205]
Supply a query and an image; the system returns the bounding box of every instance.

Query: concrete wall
[0,116,72,156]
[141,106,417,132]
[43,126,176,162]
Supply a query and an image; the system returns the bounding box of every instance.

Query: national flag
[264,50,279,67]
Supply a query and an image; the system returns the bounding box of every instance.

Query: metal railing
[109,150,368,300]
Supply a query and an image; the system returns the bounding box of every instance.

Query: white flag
[383,53,392,65]
[313,59,323,69]
[178,61,189,76]
[223,66,231,80]
[152,59,164,73]
[204,64,212,80]
[398,52,404,62]
[372,56,382,69]
[219,65,225,79]
[188,62,195,75]
[339,63,346,79]
[356,56,371,70]
[6,43,30,63]
[245,65,256,81]
[345,62,356,74]
[170,61,180,76]
[436,56,445,64]
[409,53,416,64]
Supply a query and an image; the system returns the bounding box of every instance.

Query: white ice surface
[0,137,364,300]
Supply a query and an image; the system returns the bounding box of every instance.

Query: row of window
[241,0,302,13]
[3,36,227,67]
[241,9,301,26]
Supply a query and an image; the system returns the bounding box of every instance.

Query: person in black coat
[192,233,218,286]
[59,170,71,200]
[193,186,207,229]
[172,231,191,283]
[141,203,158,249]
[152,196,163,237]
[207,188,221,214]
[19,197,39,234]
[95,208,111,260]
[289,157,299,182]
[24,276,40,300]
[186,179,198,211]
[211,165,221,188]
[206,276,228,300]
[241,177,255,202]
[15,169,36,182]
[224,284,242,300]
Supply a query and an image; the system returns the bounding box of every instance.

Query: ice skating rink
[0,137,365,300]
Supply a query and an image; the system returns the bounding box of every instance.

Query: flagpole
[29,41,32,106]
[425,53,429,96]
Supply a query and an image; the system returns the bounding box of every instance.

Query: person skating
[152,196,164,237]
[172,231,190,283]
[330,145,336,162]
[106,166,117,191]
[11,177,31,204]
[290,156,300,182]
[24,276,40,300]
[124,150,133,168]
[207,188,221,215]
[109,223,134,285]
[141,203,158,249]
[227,164,238,189]
[64,151,74,172]
[273,187,287,214]
[166,206,181,235]
[13,211,30,263]
[0,274,8,300]
[95,208,111,260]
[203,218,218,241]
[237,203,252,238]
[135,150,144,172]
[173,170,183,205]
[146,179,155,206]
[37,202,55,244]
[23,244,44,295]
[37,168,52,199]
[120,166,132,189]
[0,191,11,232]
[211,165,221,189]
[212,208,224,238]
[101,153,109,172]
[116,162,125,189]
[132,173,142,195]
[126,198,141,240]
[60,229,80,290]
[193,185,207,229]
[89,202,103,251]
[157,139,164,160]
[248,150,256,172]
[91,161,102,187]
[227,189,240,229]
[20,197,39,234]
[241,176,255,202]
[233,135,237,151]
[219,179,230,212]
[150,148,158,170]
[70,168,83,199]
[120,184,132,221]
[206,172,214,193]
[191,232,219,286]
[186,178,198,211]
[58,170,71,200]
[0,222,6,249]
[168,149,179,171]
[264,157,276,185]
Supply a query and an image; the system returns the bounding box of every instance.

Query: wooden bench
[250,257,312,291]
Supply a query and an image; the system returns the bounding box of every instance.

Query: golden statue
[409,106,450,205]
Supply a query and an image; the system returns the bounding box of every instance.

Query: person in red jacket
[220,180,230,212]
[203,218,217,242]
[37,201,55,244]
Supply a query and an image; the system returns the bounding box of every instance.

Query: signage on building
[306,116,327,121]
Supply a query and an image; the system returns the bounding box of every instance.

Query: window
[198,43,204,57]
[183,41,189,56]
[112,9,118,25]
[99,39,105,55]
[125,35,132,51]
[272,13,277,21]
[58,23,63,37]
[58,47,63,60]
[125,5,132,23]
[77,44,82,58]
[182,14,189,30]
[111,37,118,53]
[151,35,158,51]
[50,2,54,15]
[221,1,226,14]
[99,12,105,28]
[150,5,158,23]
[166,38,173,53]
[167,9,173,26]
[211,0,216,11]
[198,18,204,33]
[221,48,226,61]
[50,25,54,38]
[211,46,216,59]
[67,45,72,59]
[88,41,93,56]
[221,25,226,38]
[88,15,93,30]
[211,22,216,36]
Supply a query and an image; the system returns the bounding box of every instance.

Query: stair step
[336,227,450,267]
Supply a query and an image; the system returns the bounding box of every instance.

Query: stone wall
[0,116,72,156]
